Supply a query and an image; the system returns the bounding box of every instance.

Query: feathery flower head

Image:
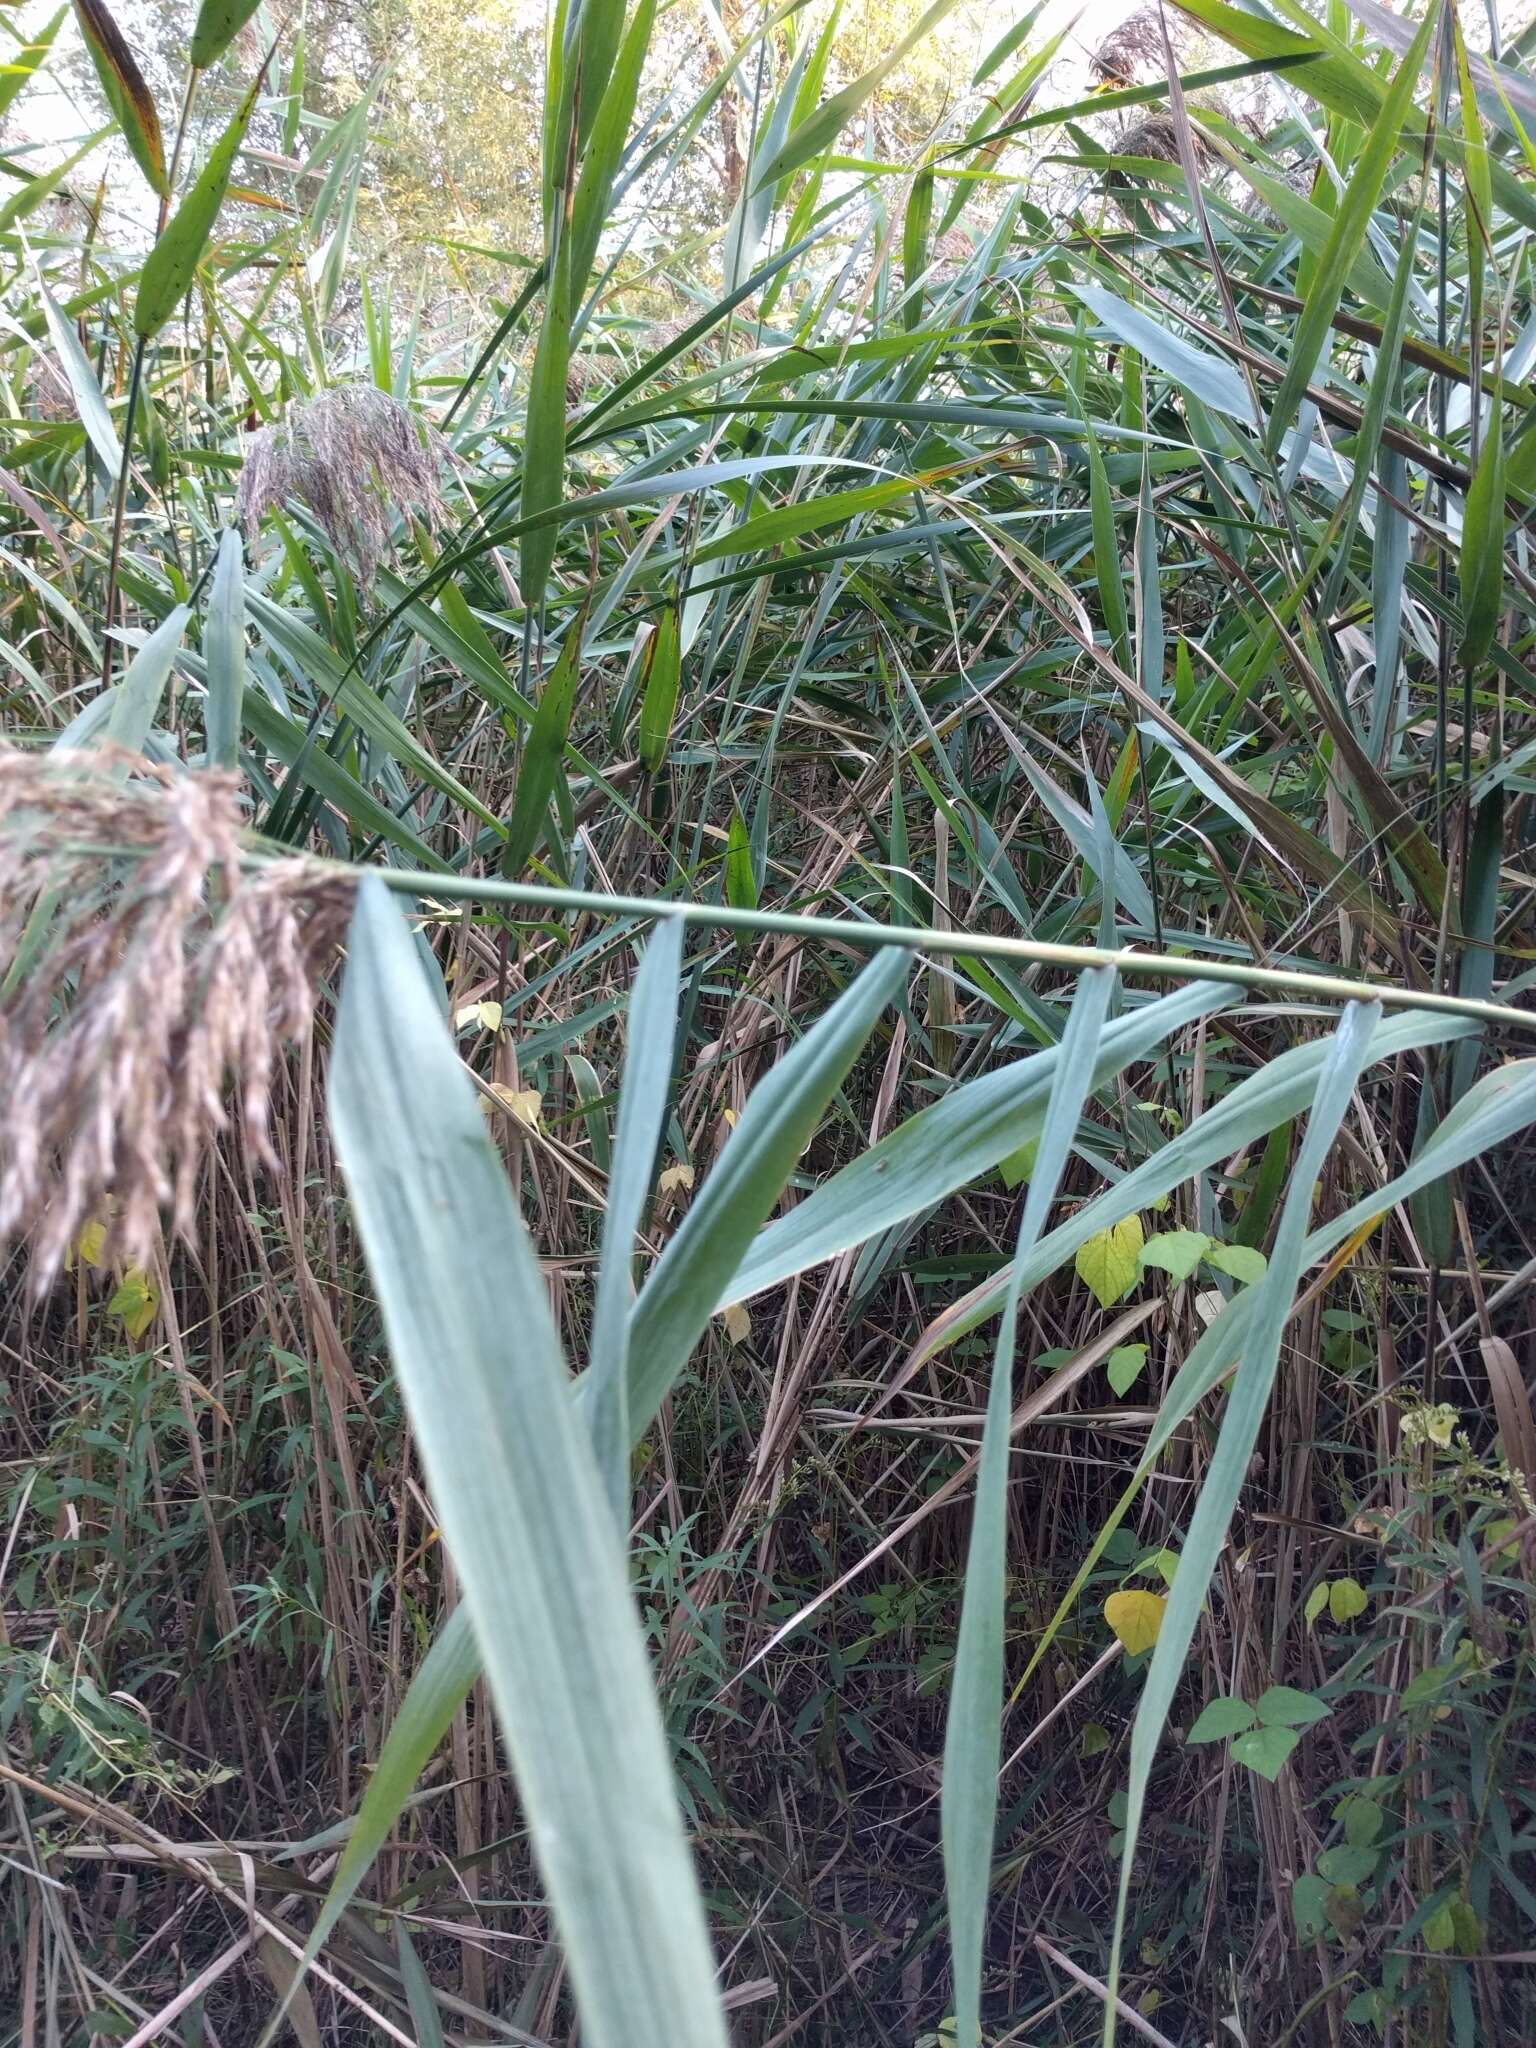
[0,746,349,1282]
[235,384,449,588]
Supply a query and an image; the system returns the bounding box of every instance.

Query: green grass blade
[944,968,1115,2048]
[329,876,729,2048]
[502,627,581,876]
[1263,4,1438,458]
[730,979,1228,1305]
[296,1602,478,1973]
[625,945,911,1438]
[101,604,189,760]
[587,913,683,1517]
[135,70,262,340]
[1102,1001,1382,2042]
[203,528,245,770]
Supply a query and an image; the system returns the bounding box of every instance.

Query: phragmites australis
[0,746,350,1282]
[1089,8,1182,89]
[1115,115,1189,167]
[235,384,449,589]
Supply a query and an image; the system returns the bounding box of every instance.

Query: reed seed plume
[235,384,449,588]
[0,747,349,1280]
[1089,8,1184,89]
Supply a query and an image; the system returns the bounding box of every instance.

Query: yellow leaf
[1426,1403,1457,1447]
[1076,1216,1144,1309]
[455,1000,504,1034]
[1328,1576,1369,1626]
[658,1163,695,1194]
[721,1302,751,1345]
[108,1266,159,1341]
[70,1218,107,1272]
[1104,1589,1165,1655]
[484,1084,541,1128]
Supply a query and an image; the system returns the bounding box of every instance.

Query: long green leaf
[0,6,67,123]
[102,605,190,759]
[329,876,728,2048]
[944,968,1115,2048]
[586,914,684,1514]
[189,0,263,70]
[203,528,245,770]
[626,944,911,1438]
[1264,4,1438,456]
[1102,1002,1381,2041]
[753,0,963,191]
[135,72,263,339]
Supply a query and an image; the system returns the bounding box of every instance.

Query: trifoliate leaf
[1230,1724,1300,1780]
[72,1219,107,1271]
[1204,1242,1268,1285]
[1076,1215,1144,1308]
[1138,1229,1210,1282]
[1254,1685,1330,1728]
[1317,1845,1377,1887]
[1103,1588,1164,1655]
[109,1266,159,1340]
[1106,1343,1148,1395]
[1339,1797,1384,1850]
[1186,1697,1256,1744]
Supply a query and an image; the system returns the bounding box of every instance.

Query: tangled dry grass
[0,747,348,1278]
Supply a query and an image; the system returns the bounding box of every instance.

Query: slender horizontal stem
[322,861,1536,1036]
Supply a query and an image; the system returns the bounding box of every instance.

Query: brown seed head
[235,385,449,589]
[0,746,350,1282]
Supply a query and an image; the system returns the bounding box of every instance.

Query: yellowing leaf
[1422,1901,1457,1953]
[658,1163,695,1195]
[484,1084,542,1128]
[1076,1216,1144,1309]
[1304,1581,1329,1628]
[455,1000,504,1034]
[71,1218,107,1271]
[108,1266,159,1341]
[721,1302,751,1345]
[1103,1589,1165,1655]
[1328,1576,1369,1626]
